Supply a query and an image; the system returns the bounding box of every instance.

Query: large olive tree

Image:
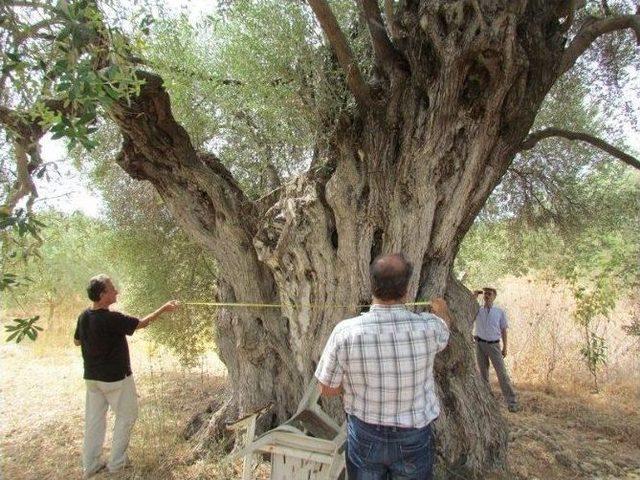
[1,0,639,476]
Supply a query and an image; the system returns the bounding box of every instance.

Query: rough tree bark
[99,1,640,477]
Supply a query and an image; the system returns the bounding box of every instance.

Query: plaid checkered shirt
[314,304,450,428]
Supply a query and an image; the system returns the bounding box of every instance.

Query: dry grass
[496,275,640,396]
[498,385,640,480]
[2,277,640,479]
[0,330,234,480]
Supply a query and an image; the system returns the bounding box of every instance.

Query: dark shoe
[508,404,521,413]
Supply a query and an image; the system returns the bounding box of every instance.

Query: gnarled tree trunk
[103,0,639,477]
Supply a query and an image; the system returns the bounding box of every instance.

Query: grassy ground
[0,335,238,480]
[495,385,640,479]
[2,339,640,480]
[1,283,639,479]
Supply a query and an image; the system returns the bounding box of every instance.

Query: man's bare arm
[136,300,179,329]
[501,328,508,357]
[430,297,454,328]
[318,382,343,397]
[74,338,81,346]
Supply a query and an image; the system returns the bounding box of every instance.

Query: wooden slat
[226,403,272,431]
[271,454,330,480]
[241,415,258,480]
[286,409,339,440]
[261,444,334,464]
[295,380,321,415]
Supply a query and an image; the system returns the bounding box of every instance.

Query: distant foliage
[94,163,217,366]
[1,207,46,342]
[2,211,113,341]
[457,164,640,294]
[2,206,215,365]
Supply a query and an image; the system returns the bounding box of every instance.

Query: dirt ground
[490,386,640,480]
[1,338,639,480]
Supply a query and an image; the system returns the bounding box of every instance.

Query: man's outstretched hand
[430,297,453,325]
[163,300,180,312]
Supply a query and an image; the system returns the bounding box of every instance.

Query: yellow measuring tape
[184,301,433,310]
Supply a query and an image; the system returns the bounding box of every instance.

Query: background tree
[1,0,640,476]
[93,156,218,366]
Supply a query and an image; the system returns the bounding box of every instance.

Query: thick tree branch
[520,128,640,170]
[3,140,38,212]
[110,70,249,201]
[0,104,48,212]
[360,0,408,76]
[384,0,399,39]
[110,73,280,305]
[307,0,373,106]
[108,70,282,299]
[560,13,640,74]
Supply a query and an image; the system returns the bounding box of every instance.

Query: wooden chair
[227,380,346,480]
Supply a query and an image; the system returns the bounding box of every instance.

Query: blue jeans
[346,415,435,480]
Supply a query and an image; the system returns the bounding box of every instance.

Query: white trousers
[83,374,138,475]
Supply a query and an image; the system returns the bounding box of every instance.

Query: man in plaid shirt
[315,253,452,479]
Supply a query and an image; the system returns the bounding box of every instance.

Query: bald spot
[370,253,413,301]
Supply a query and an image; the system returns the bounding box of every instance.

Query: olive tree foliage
[457,79,640,289]
[0,0,143,340]
[141,1,373,196]
[94,158,218,366]
[2,0,640,475]
[457,161,639,304]
[2,211,112,333]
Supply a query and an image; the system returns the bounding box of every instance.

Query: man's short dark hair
[370,253,414,301]
[483,287,497,295]
[87,274,110,301]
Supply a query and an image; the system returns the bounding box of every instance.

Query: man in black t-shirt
[74,274,178,479]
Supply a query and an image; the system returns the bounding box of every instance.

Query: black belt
[474,336,500,344]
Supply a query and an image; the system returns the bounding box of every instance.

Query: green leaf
[102,84,119,100]
[6,331,20,342]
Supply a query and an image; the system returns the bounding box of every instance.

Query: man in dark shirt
[74,274,178,478]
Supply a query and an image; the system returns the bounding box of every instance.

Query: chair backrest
[282,380,342,440]
[229,379,346,480]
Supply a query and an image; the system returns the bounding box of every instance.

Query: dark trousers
[346,415,435,480]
